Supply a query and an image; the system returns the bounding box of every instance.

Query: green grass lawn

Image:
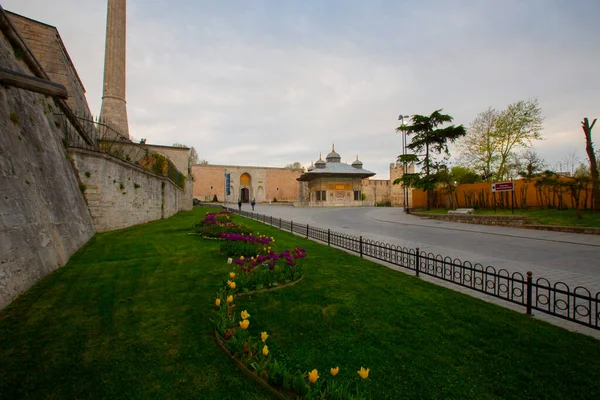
[418,207,600,227]
[1,207,599,399]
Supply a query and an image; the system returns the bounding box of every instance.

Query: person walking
[238,199,242,211]
[251,199,256,211]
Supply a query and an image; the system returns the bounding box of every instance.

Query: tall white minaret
[99,0,129,138]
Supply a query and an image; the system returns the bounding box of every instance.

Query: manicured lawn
[1,207,599,399]
[419,207,600,227]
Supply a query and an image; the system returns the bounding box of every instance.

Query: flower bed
[219,232,275,258]
[194,211,252,238]
[212,242,370,399]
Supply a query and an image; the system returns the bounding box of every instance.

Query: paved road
[240,204,600,338]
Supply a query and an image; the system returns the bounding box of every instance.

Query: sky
[3,0,599,179]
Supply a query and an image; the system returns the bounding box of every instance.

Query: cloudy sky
[3,0,599,179]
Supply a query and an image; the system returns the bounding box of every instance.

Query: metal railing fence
[227,207,599,331]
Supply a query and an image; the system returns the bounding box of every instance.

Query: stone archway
[240,173,251,203]
[241,188,250,203]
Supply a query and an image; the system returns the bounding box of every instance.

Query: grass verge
[0,207,599,399]
[418,207,600,227]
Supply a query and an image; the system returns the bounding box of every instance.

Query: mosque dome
[307,161,314,171]
[325,144,341,163]
[351,155,363,169]
[315,153,326,169]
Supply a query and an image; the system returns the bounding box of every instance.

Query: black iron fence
[226,207,600,331]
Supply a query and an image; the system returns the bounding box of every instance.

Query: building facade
[296,146,376,207]
[191,148,414,208]
[191,165,302,203]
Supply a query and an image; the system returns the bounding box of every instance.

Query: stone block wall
[265,168,302,202]
[6,11,93,120]
[362,179,391,204]
[70,149,186,232]
[389,162,414,208]
[191,164,301,203]
[0,27,95,310]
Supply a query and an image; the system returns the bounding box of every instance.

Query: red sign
[491,182,514,192]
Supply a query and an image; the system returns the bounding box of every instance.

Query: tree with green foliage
[581,117,599,211]
[457,99,544,181]
[457,107,500,181]
[394,110,466,210]
[284,161,305,172]
[450,166,481,184]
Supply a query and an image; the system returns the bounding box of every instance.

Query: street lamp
[398,114,410,213]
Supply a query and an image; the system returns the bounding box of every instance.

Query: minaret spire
[99,0,130,138]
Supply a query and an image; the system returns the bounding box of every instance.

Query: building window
[316,191,321,201]
[354,190,361,201]
[321,190,326,201]
[210,185,213,190]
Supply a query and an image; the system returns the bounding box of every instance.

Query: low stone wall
[69,148,188,232]
[412,212,600,235]
[412,213,530,227]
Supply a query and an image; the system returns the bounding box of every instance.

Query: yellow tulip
[357,367,370,379]
[226,295,233,304]
[215,298,221,307]
[262,345,269,356]
[261,331,268,342]
[227,280,236,289]
[229,272,236,279]
[241,310,250,320]
[308,369,319,384]
[239,319,250,330]
[330,367,339,376]
[240,256,244,260]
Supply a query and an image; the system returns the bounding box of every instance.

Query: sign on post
[225,173,231,195]
[491,182,514,193]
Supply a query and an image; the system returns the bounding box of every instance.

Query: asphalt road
[247,204,600,292]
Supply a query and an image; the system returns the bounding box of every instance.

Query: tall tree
[396,109,466,210]
[457,99,544,181]
[581,117,599,211]
[458,107,500,181]
[494,99,544,180]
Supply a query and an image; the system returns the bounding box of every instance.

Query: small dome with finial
[307,161,314,171]
[326,143,341,163]
[352,155,363,169]
[315,153,326,169]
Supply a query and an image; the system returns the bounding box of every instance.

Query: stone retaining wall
[70,148,187,232]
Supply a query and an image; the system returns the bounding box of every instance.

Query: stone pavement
[231,204,600,340]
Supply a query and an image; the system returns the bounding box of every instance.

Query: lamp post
[398,114,410,213]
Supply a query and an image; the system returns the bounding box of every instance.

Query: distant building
[297,145,376,207]
[191,145,414,208]
[191,165,302,203]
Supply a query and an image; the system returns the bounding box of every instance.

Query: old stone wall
[145,144,190,177]
[362,179,391,205]
[191,164,301,203]
[70,149,186,232]
[389,162,414,208]
[0,29,95,310]
[6,12,93,120]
